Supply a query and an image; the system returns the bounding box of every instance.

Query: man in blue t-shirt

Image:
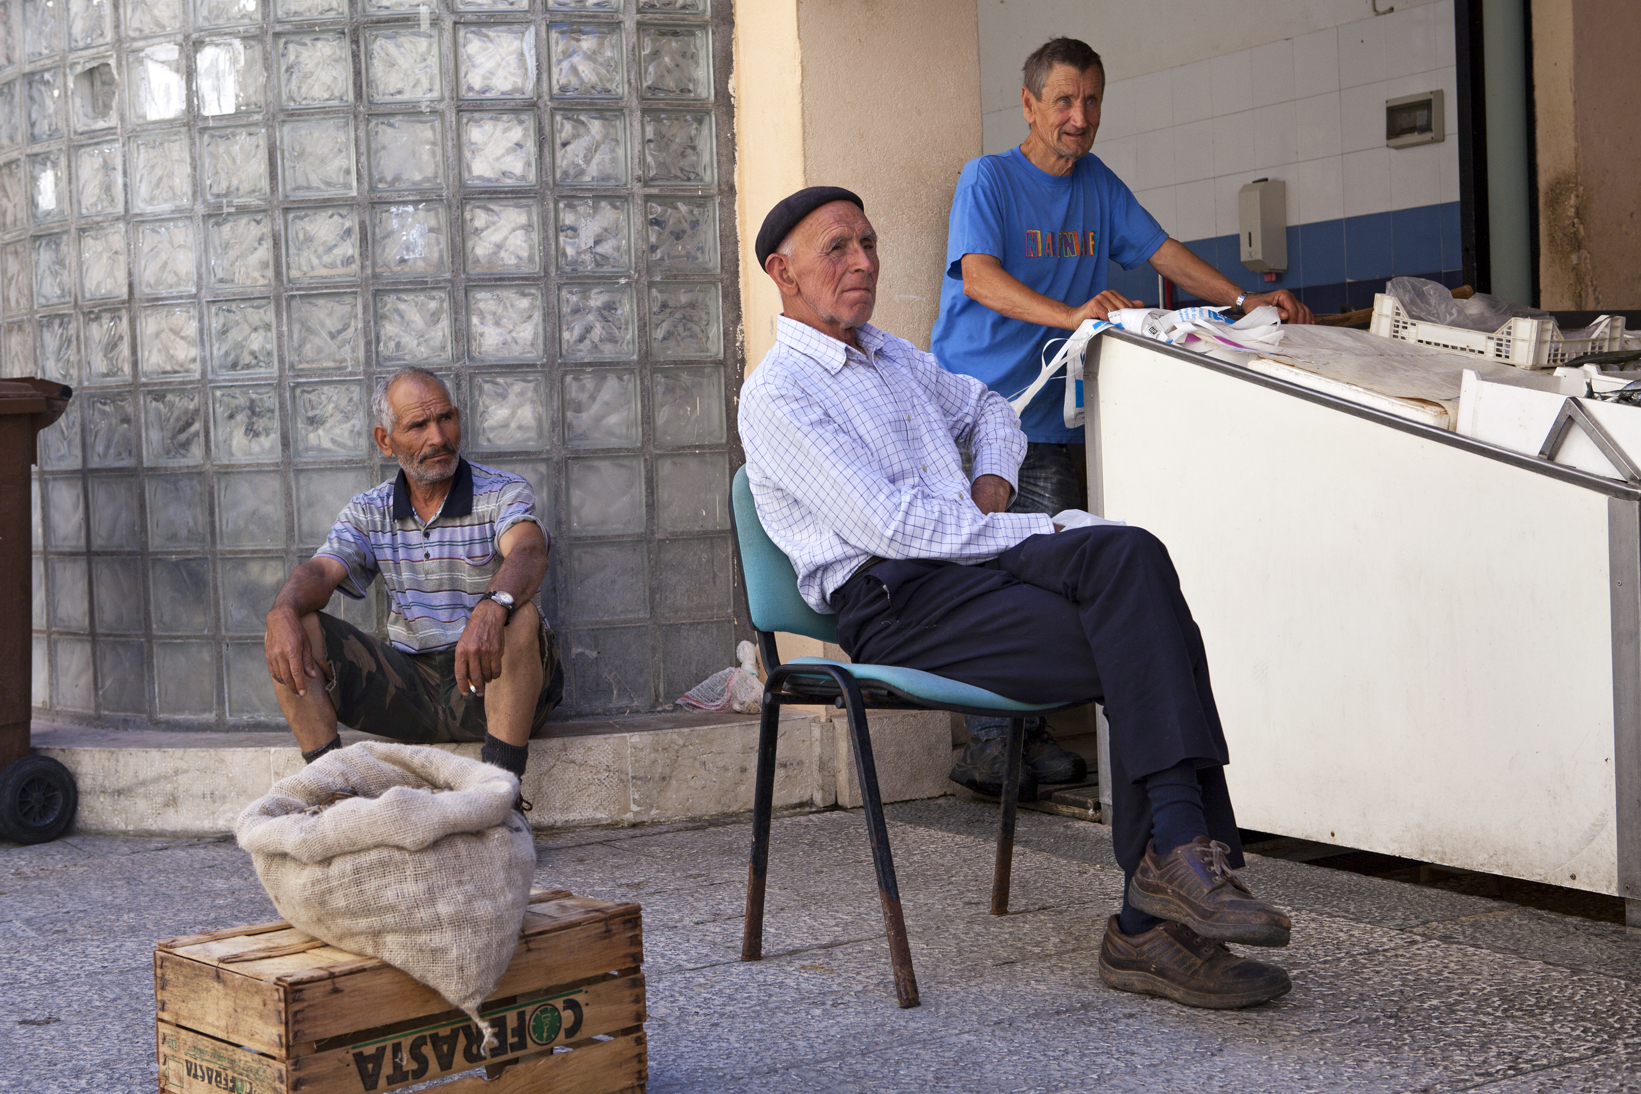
[931,36,1312,801]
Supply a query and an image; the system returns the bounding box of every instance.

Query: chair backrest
[731,466,839,645]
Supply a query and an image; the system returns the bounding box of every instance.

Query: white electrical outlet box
[1238,178,1286,274]
[1386,90,1444,148]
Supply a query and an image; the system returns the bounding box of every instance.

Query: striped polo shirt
[316,459,543,653]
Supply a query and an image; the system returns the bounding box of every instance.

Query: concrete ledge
[833,710,955,809]
[31,708,954,837]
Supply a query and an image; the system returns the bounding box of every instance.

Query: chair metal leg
[991,717,1026,915]
[840,683,921,1008]
[740,691,782,963]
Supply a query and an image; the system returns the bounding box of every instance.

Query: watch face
[491,591,515,607]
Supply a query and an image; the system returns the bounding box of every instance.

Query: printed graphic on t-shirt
[1024,230,1099,259]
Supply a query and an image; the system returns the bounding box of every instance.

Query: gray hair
[1022,37,1104,99]
[371,367,450,432]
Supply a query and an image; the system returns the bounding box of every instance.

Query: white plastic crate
[1369,293,1628,369]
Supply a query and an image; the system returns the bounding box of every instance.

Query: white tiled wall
[980,1,1460,242]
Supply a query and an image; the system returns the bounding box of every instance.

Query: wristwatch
[479,590,516,622]
[1234,291,1250,313]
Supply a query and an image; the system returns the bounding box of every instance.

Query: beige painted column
[731,0,806,374]
[732,0,982,690]
[733,0,982,372]
[1531,0,1641,309]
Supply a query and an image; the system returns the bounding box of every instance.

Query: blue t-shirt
[930,148,1168,442]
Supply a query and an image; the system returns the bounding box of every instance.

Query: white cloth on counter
[1007,299,1578,435]
[1211,325,1577,430]
[1051,509,1129,530]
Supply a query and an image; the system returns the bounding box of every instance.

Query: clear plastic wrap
[1387,276,1554,333]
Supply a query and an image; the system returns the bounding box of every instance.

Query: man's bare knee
[502,601,541,655]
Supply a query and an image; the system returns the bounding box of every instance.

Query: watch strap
[1234,291,1249,312]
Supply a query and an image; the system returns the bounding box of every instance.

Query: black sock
[1118,874,1164,936]
[301,737,342,764]
[480,733,529,781]
[1145,759,1208,855]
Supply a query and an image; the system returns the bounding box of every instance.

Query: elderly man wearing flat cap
[738,186,1296,1010]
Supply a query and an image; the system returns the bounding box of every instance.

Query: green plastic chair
[731,466,1090,1008]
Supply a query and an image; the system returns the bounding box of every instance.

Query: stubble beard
[1053,126,1093,161]
[801,284,875,333]
[397,443,460,486]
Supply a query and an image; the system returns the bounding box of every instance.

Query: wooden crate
[155,890,646,1094]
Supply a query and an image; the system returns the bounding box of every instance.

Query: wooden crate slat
[156,953,292,1057]
[491,910,643,1000]
[165,902,635,976]
[174,926,312,963]
[158,893,582,969]
[159,1021,289,1094]
[289,974,645,1094]
[220,938,330,964]
[284,913,642,1044]
[159,897,642,1055]
[436,1031,647,1094]
[158,920,291,951]
[158,983,644,1094]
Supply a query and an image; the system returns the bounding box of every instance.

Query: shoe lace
[1198,839,1252,895]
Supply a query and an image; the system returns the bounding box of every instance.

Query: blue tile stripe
[1107,200,1463,317]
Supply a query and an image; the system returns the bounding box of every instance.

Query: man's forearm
[1147,238,1242,307]
[270,560,342,619]
[961,254,1080,329]
[488,541,548,604]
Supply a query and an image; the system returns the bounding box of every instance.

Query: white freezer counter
[1084,330,1641,926]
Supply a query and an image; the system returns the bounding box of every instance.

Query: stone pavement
[5,799,1641,1093]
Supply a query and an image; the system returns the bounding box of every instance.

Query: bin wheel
[0,755,78,845]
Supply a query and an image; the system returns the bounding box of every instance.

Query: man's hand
[454,599,508,698]
[264,556,348,696]
[1070,289,1139,325]
[971,474,1013,515]
[1148,240,1314,325]
[1243,289,1313,325]
[265,607,320,697]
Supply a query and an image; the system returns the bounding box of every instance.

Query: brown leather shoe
[1098,916,1291,1009]
[1130,836,1292,947]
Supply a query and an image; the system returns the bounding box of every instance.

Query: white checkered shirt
[740,315,1055,613]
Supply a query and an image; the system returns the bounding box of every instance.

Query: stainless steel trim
[1099,328,1641,502]
[1608,498,1641,908]
[1083,333,1106,518]
[1540,400,1641,483]
[1095,704,1113,823]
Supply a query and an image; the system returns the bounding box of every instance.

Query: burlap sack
[235,742,536,1047]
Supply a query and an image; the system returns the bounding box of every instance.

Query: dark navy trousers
[830,523,1244,873]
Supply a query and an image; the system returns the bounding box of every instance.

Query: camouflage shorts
[316,611,564,743]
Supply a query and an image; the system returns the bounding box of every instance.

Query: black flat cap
[755,186,865,269]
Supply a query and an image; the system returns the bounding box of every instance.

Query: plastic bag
[1387,276,1554,333]
[678,639,763,714]
[1009,307,1289,430]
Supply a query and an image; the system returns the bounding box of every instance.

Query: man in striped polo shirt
[263,367,564,789]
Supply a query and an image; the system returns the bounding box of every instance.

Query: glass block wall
[9,0,742,725]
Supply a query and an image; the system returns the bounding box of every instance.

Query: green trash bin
[0,378,77,844]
